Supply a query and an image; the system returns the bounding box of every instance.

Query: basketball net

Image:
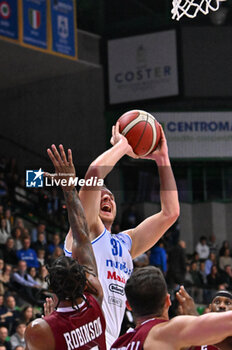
[172,0,227,20]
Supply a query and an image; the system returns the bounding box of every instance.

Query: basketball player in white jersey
[63,122,179,348]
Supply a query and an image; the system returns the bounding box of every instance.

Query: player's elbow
[163,206,180,223]
[85,164,101,180]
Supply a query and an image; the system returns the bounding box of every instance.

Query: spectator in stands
[35,265,48,290]
[205,252,217,275]
[198,261,208,287]
[195,236,210,260]
[14,347,24,350]
[184,263,193,287]
[16,238,39,268]
[31,233,48,257]
[0,261,3,277]
[48,246,63,265]
[0,220,10,246]
[190,261,202,287]
[31,223,46,243]
[221,265,232,290]
[2,238,18,266]
[0,296,20,335]
[207,264,223,290]
[13,219,24,232]
[10,322,26,349]
[20,306,34,326]
[11,261,41,306]
[12,229,22,251]
[0,284,4,297]
[133,253,149,268]
[4,210,12,236]
[219,240,230,257]
[186,261,203,303]
[208,234,218,255]
[47,233,63,256]
[166,240,186,288]
[149,239,167,274]
[0,326,11,350]
[0,345,6,350]
[36,249,45,267]
[20,228,29,241]
[192,252,200,268]
[219,248,232,271]
[0,265,12,294]
[28,267,37,281]
[0,296,4,312]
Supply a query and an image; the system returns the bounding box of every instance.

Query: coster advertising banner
[0,0,18,40]
[108,30,178,104]
[155,112,232,159]
[50,0,77,57]
[22,0,47,49]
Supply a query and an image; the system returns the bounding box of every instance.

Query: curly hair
[46,256,87,308]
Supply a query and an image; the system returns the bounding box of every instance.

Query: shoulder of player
[144,316,190,347]
[143,321,168,349]
[120,229,133,237]
[25,318,55,350]
[115,229,134,243]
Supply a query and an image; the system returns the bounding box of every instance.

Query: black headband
[213,291,232,300]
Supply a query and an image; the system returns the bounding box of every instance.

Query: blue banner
[22,0,47,49]
[51,0,76,57]
[0,0,18,40]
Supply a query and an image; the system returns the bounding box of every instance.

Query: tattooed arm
[47,145,102,304]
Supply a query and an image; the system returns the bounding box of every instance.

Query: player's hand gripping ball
[117,110,161,156]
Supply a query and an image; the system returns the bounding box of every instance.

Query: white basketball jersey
[64,228,133,349]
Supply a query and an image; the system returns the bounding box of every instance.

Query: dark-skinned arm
[47,145,103,305]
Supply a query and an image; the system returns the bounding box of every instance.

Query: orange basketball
[117,110,161,156]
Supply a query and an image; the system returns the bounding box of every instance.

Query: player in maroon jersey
[111,267,232,350]
[25,145,106,350]
[180,290,232,350]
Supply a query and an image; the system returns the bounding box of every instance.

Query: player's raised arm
[47,144,102,303]
[79,122,135,235]
[128,126,180,258]
[145,311,232,350]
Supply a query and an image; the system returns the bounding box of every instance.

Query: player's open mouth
[101,204,111,213]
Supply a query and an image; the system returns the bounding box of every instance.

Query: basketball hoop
[172,0,227,20]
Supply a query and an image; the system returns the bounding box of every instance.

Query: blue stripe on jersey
[64,228,132,254]
[64,228,107,256]
[91,228,107,245]
[64,248,72,257]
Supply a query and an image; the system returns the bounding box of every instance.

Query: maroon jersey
[44,293,106,350]
[111,318,167,350]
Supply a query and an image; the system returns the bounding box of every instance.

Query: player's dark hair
[46,256,87,308]
[125,266,167,317]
